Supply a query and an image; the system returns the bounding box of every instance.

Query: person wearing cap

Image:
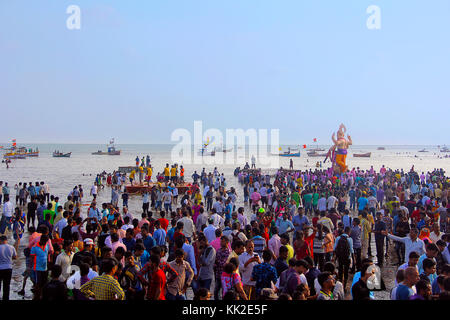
[72,238,98,272]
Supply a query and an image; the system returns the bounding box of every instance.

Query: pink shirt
[111,241,127,255]
[210,238,231,252]
[268,234,281,262]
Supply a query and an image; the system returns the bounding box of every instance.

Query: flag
[313,138,317,142]
[303,144,307,149]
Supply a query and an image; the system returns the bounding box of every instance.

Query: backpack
[231,231,241,245]
[335,235,350,260]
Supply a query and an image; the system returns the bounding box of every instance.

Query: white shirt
[326,196,338,210]
[429,231,442,243]
[178,216,195,238]
[318,198,327,212]
[211,213,225,228]
[54,218,68,237]
[387,234,425,262]
[91,185,97,195]
[204,224,217,243]
[2,201,13,217]
[66,269,98,289]
[238,252,257,286]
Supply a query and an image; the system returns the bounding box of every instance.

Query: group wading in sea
[0,161,449,301]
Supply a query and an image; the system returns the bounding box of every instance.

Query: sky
[0,0,449,145]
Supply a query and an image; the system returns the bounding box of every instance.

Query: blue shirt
[142,235,156,253]
[153,228,166,246]
[292,215,310,232]
[30,243,50,271]
[358,197,368,211]
[276,218,294,235]
[396,284,414,300]
[251,262,277,295]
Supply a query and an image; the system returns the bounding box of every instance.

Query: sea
[1,143,449,300]
[1,144,449,196]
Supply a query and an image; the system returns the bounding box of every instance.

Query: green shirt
[43,209,56,225]
[312,193,319,206]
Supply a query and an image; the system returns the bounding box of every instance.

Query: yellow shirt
[170,167,176,177]
[139,166,144,173]
[360,218,371,240]
[164,167,170,176]
[286,244,294,264]
[147,167,152,177]
[130,171,136,179]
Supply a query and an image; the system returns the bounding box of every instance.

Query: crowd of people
[0,164,449,301]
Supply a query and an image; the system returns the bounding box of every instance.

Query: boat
[418,149,428,153]
[440,146,450,152]
[3,146,39,159]
[306,148,325,152]
[377,147,385,150]
[92,138,121,155]
[53,151,72,158]
[198,148,216,156]
[279,152,300,157]
[3,154,26,160]
[307,151,327,157]
[353,152,371,158]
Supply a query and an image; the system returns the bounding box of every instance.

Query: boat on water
[198,148,216,156]
[307,151,327,157]
[440,146,450,152]
[377,147,385,150]
[307,148,325,152]
[279,152,300,157]
[418,149,428,153]
[53,151,72,158]
[92,139,121,155]
[3,146,39,159]
[353,152,371,158]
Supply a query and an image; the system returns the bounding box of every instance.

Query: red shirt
[158,218,169,232]
[173,231,185,242]
[149,268,166,300]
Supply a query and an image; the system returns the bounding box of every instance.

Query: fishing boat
[418,149,428,153]
[439,146,450,152]
[307,151,327,157]
[53,151,72,158]
[279,152,300,157]
[3,154,26,160]
[3,146,39,158]
[198,148,216,156]
[306,148,325,152]
[92,138,121,155]
[353,152,371,158]
[377,147,385,150]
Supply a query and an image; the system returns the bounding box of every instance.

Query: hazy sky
[1,1,449,145]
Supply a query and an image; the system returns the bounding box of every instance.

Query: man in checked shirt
[80,258,124,300]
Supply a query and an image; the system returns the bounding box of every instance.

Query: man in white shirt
[211,210,225,228]
[54,211,69,238]
[239,240,260,299]
[203,219,217,243]
[177,211,196,242]
[318,195,327,212]
[327,194,338,211]
[90,183,98,200]
[0,195,14,235]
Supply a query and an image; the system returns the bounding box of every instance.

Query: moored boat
[92,138,121,155]
[307,151,327,157]
[353,152,371,157]
[53,151,72,158]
